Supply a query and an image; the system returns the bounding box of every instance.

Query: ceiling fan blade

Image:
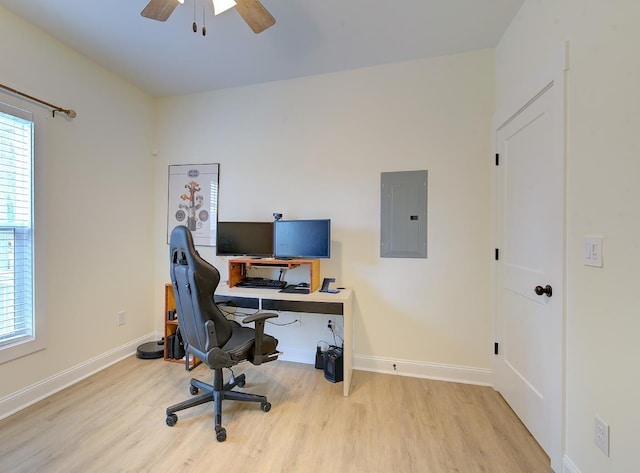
[234,0,276,34]
[141,0,181,22]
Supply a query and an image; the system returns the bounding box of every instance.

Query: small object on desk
[320,277,341,294]
[294,282,310,293]
[279,285,309,294]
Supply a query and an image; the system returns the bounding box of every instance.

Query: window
[0,100,37,362]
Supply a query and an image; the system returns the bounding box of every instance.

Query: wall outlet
[117,311,126,326]
[325,317,334,330]
[594,415,610,456]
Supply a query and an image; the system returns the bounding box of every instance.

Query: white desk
[215,283,354,396]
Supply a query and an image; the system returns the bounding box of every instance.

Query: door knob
[534,285,553,297]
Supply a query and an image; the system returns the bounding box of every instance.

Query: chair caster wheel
[261,401,271,412]
[166,414,178,427]
[215,427,227,442]
[190,385,199,395]
[236,375,246,388]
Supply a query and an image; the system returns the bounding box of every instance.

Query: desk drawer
[262,299,343,315]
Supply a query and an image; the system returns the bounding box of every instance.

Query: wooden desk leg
[343,297,353,396]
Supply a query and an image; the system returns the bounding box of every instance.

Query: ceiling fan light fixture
[141,0,274,33]
[212,0,237,15]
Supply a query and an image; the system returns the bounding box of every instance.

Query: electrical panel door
[380,170,428,258]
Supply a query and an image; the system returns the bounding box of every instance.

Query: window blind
[0,105,34,348]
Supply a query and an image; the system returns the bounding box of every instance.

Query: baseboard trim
[353,354,492,386]
[562,455,581,473]
[0,332,160,421]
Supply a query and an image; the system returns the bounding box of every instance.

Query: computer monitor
[216,222,274,257]
[273,219,331,259]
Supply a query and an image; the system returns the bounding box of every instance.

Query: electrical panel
[380,170,428,258]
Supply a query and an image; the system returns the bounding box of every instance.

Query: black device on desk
[279,282,310,294]
[236,277,287,289]
[320,277,340,293]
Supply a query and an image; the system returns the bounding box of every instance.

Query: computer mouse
[297,282,309,288]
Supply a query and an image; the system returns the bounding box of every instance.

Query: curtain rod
[0,83,77,119]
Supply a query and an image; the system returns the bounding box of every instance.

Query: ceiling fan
[141,0,275,34]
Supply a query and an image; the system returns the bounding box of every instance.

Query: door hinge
[494,342,499,355]
[495,248,499,260]
[495,153,500,166]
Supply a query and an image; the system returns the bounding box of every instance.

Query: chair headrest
[170,225,196,266]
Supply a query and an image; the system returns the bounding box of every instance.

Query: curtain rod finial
[53,108,76,119]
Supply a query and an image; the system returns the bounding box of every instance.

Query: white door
[494,76,565,469]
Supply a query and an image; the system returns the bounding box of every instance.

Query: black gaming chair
[166,225,280,442]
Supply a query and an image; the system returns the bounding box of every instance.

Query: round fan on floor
[141,0,275,34]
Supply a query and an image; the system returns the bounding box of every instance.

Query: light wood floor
[0,356,551,473]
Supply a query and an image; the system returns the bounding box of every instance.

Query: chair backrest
[169,225,233,353]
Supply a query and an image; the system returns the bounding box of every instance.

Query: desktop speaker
[323,346,343,383]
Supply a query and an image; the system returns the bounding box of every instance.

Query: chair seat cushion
[222,327,278,361]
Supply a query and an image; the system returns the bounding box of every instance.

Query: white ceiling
[0,0,524,97]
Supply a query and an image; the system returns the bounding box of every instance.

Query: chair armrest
[241,312,278,324]
[242,312,278,365]
[204,320,218,351]
[195,320,234,368]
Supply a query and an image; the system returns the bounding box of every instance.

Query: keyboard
[236,278,287,289]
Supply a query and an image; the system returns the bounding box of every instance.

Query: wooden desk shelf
[228,258,321,292]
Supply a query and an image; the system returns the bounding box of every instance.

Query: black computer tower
[323,346,343,383]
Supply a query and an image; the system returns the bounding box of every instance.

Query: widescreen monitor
[216,221,274,257]
[273,219,331,259]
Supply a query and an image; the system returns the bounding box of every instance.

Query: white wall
[496,2,640,472]
[153,50,495,379]
[0,7,156,403]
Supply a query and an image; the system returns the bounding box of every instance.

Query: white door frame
[492,43,568,473]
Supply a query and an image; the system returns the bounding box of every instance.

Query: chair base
[165,368,271,442]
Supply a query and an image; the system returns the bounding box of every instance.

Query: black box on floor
[167,334,175,358]
[324,346,343,383]
[315,346,325,370]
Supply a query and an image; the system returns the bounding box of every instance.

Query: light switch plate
[583,236,603,267]
[594,415,610,456]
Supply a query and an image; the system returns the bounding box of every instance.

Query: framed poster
[167,163,219,246]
